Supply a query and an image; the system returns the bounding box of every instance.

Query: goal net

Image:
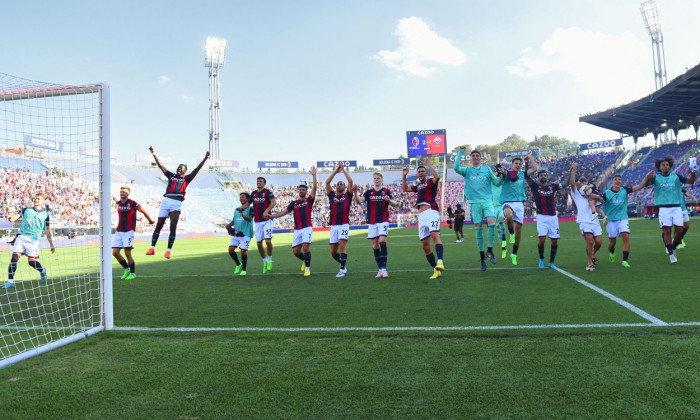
[0,73,111,368]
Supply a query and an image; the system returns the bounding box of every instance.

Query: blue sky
[3,0,700,169]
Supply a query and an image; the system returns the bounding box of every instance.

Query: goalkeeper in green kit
[453,146,505,271]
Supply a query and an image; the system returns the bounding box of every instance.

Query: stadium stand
[3,143,699,234]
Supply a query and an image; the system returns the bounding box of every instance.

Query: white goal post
[0,73,111,368]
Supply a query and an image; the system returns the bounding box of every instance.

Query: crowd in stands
[1,167,100,227]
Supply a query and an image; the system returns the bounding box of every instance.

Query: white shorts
[158,197,183,218]
[536,215,560,238]
[254,220,273,242]
[579,220,603,237]
[228,236,251,250]
[292,227,313,247]
[418,209,440,240]
[329,224,350,244]
[658,207,684,228]
[367,222,389,239]
[606,220,630,238]
[12,234,41,258]
[682,209,690,223]
[502,202,524,225]
[112,231,135,249]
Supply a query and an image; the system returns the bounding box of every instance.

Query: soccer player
[353,172,397,278]
[324,162,354,277]
[453,203,465,242]
[491,181,508,258]
[453,146,505,271]
[147,146,210,259]
[500,152,537,265]
[225,192,254,276]
[675,188,696,249]
[569,163,604,271]
[268,167,317,276]
[527,168,563,269]
[632,156,696,263]
[402,159,445,279]
[250,176,276,273]
[113,186,154,280]
[590,175,642,268]
[3,192,55,289]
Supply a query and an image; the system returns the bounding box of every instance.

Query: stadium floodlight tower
[641,0,668,91]
[205,36,227,164]
[641,0,669,145]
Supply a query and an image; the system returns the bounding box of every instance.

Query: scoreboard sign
[406,129,446,157]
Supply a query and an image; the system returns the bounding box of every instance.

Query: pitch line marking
[552,266,667,326]
[113,321,700,332]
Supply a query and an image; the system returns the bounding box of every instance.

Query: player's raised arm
[325,164,340,195]
[309,166,318,199]
[149,146,170,174]
[684,170,696,185]
[339,161,354,191]
[526,152,538,177]
[188,151,211,179]
[424,159,440,183]
[567,163,578,190]
[631,170,656,192]
[401,167,412,192]
[453,146,468,176]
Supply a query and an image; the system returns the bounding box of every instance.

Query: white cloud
[182,95,193,101]
[158,76,171,84]
[374,17,466,77]
[507,27,651,107]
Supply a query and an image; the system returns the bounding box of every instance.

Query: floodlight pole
[205,37,227,165]
[641,0,669,144]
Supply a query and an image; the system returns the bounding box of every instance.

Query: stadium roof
[580,61,700,139]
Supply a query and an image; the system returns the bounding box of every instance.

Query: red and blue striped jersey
[251,188,275,223]
[364,188,393,224]
[328,191,352,226]
[116,199,140,233]
[287,196,315,229]
[528,180,560,216]
[164,172,194,200]
[411,178,439,211]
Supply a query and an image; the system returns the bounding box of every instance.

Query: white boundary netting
[0,73,109,367]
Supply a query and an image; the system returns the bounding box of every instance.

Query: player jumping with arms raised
[147,146,210,259]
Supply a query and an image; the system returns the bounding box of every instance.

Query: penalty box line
[552,266,667,326]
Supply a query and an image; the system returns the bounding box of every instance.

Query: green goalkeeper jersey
[454,149,503,203]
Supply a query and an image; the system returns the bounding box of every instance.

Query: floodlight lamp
[205,37,227,68]
[641,1,661,41]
